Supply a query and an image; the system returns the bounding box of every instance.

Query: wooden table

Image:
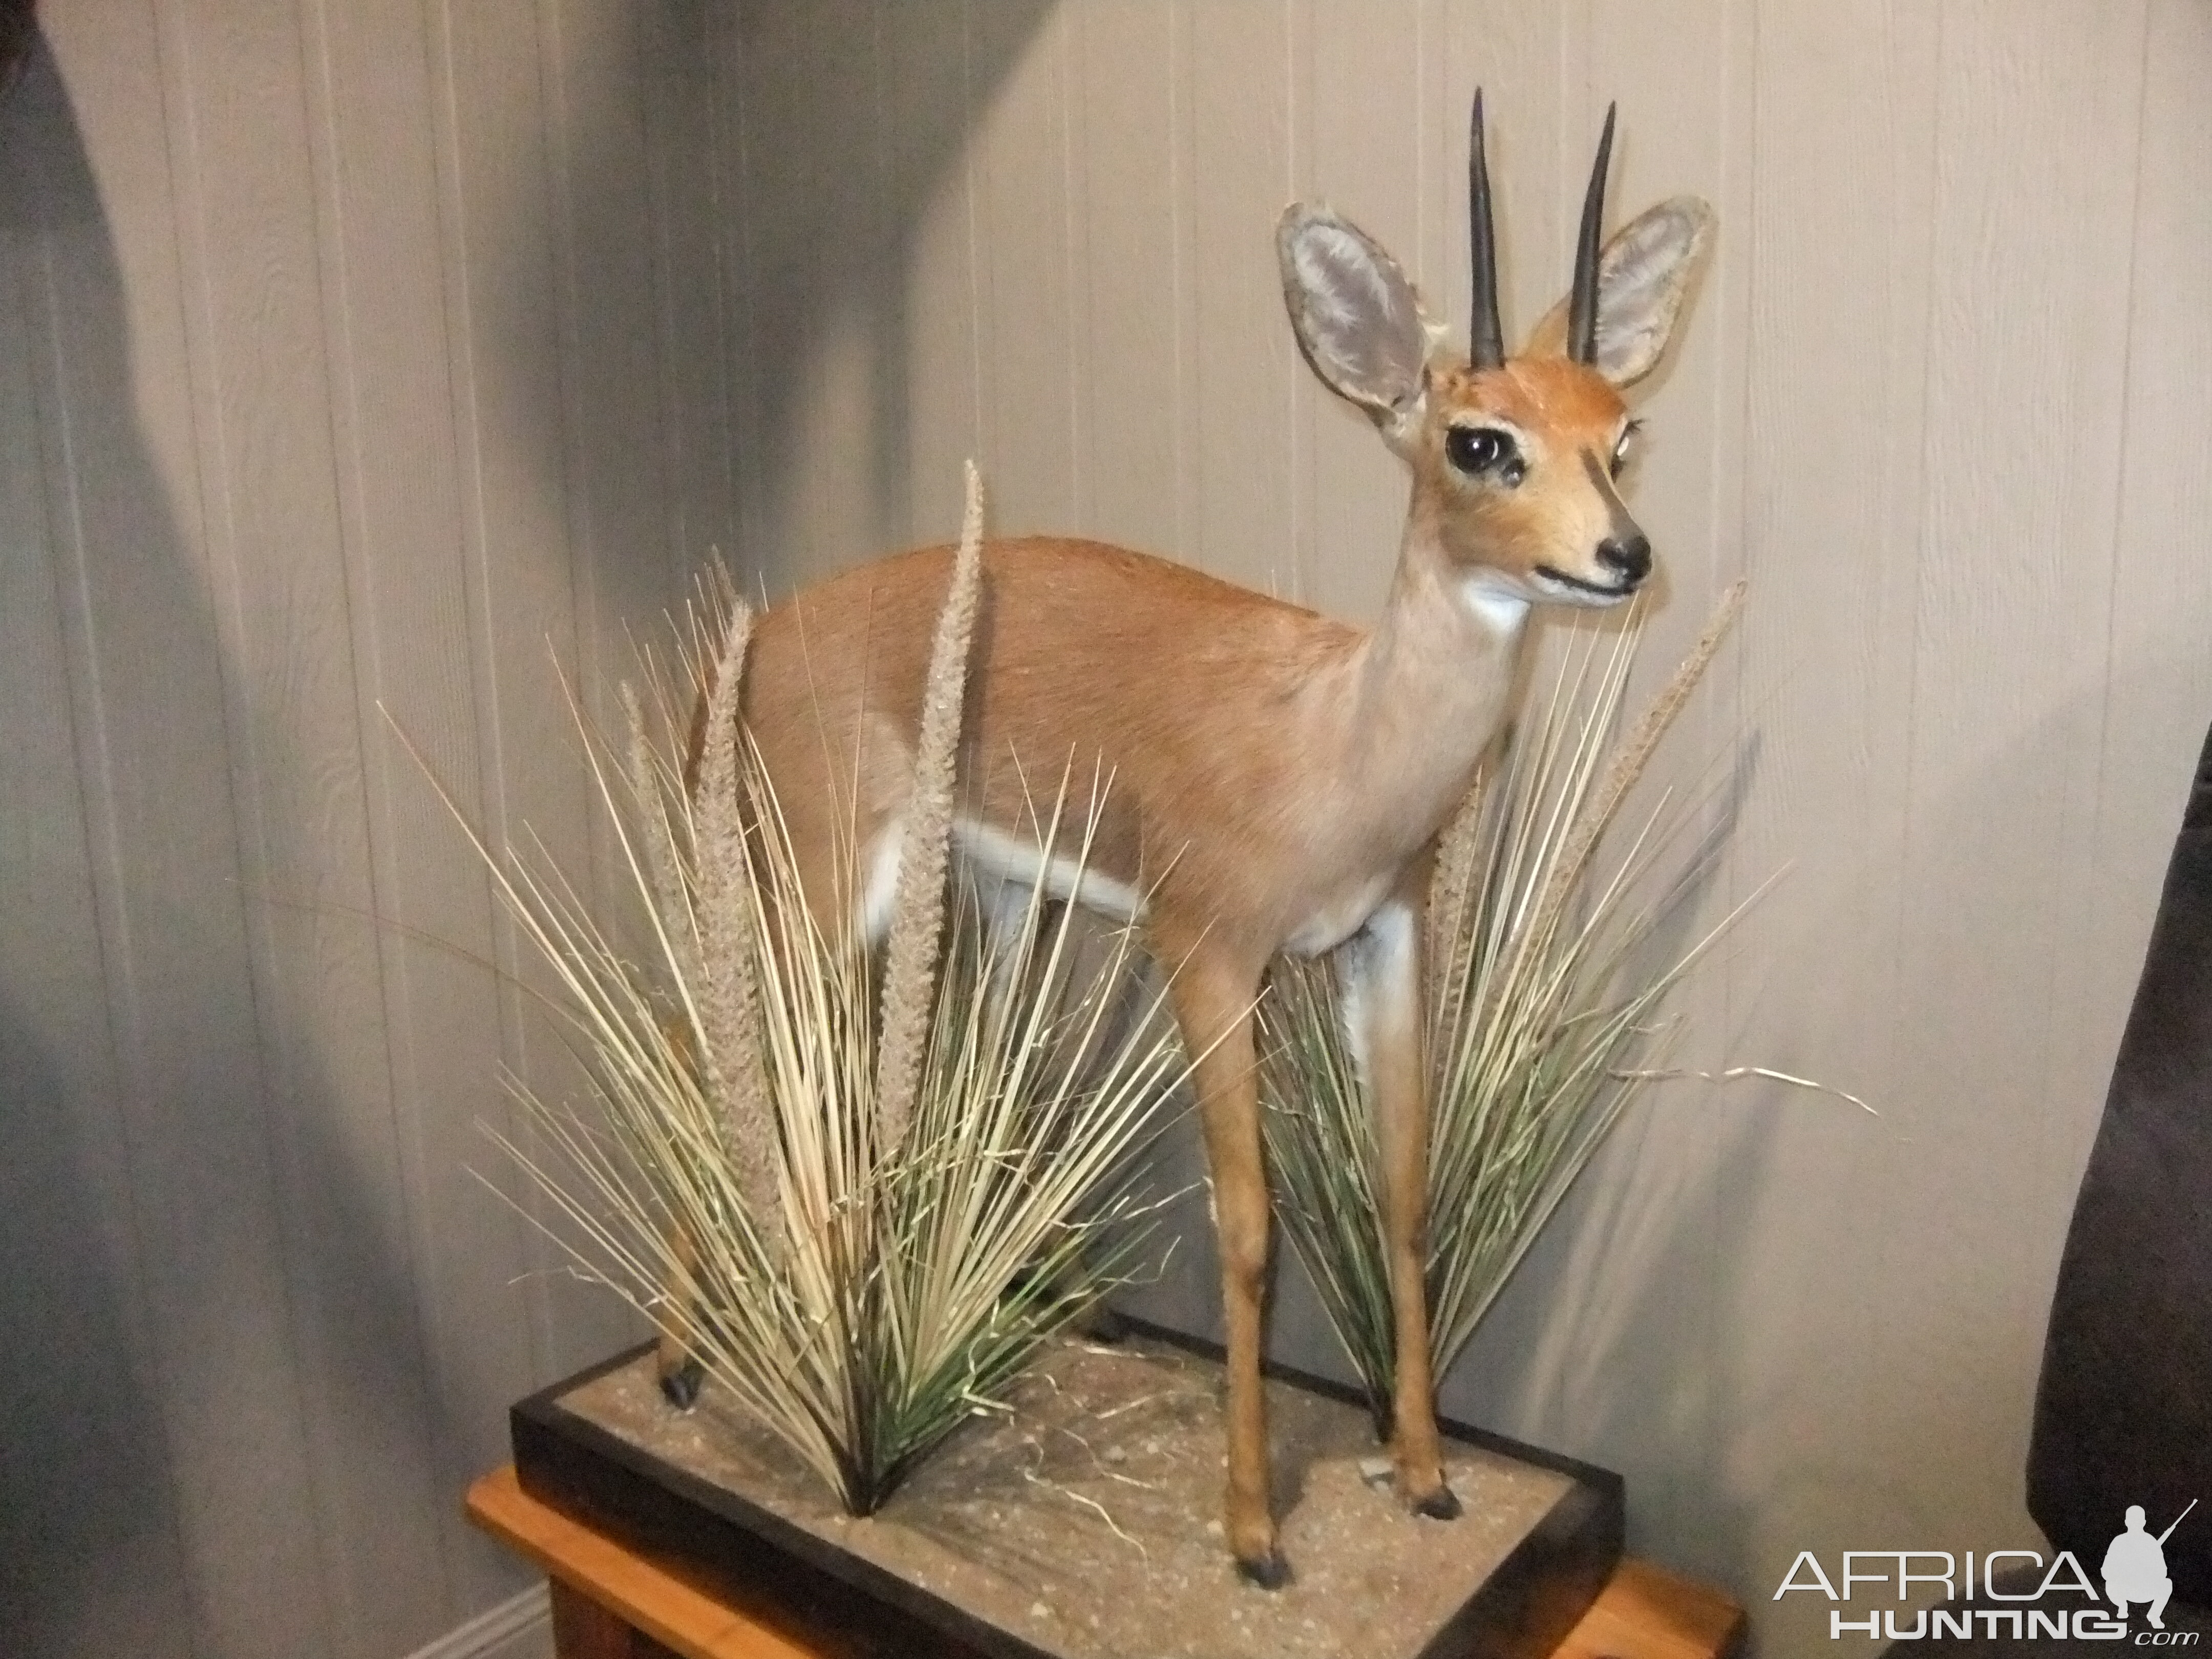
[467,1464,1745,1659]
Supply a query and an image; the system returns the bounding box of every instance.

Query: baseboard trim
[404,1582,550,1659]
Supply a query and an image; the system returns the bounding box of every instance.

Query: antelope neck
[1336,536,1528,801]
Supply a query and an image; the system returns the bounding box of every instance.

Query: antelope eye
[1610,419,1643,478]
[1445,425,1519,481]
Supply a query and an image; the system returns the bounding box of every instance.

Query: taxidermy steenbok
[699,94,1712,1585]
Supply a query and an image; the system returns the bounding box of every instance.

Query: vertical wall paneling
[531,0,698,1380]
[11,6,2212,1656]
[415,0,577,1600]
[303,0,538,1629]
[708,3,769,569]
[1725,6,1944,1633]
[637,1,738,583]
[1299,0,1420,621]
[541,0,672,663]
[726,0,894,588]
[7,0,771,1650]
[60,3,333,1656]
[969,4,1079,540]
[302,0,490,1646]
[169,0,484,1650]
[432,0,606,1412]
[881,0,980,554]
[0,29,198,1655]
[1184,0,1292,591]
[1881,0,2147,1545]
[2091,0,2212,1089]
[735,0,1067,566]
[1069,1,1173,556]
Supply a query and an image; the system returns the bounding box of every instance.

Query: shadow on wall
[0,40,238,1659]
[1442,1070,1771,1609]
[451,0,1062,1369]
[0,38,488,1659]
[503,1,1056,615]
[1425,639,2203,1653]
[1431,735,1768,1593]
[0,1002,183,1658]
[3,7,1064,1656]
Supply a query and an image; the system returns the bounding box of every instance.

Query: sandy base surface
[559,1333,1571,1659]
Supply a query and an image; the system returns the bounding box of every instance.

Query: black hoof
[658,1358,705,1410]
[1235,1549,1293,1590]
[1413,1483,1462,1522]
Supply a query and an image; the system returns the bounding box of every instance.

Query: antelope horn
[1568,102,1617,365]
[1467,89,1505,371]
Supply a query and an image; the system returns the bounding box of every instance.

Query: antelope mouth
[1532,564,1638,606]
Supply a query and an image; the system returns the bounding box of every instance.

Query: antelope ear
[1524,196,1714,385]
[1278,204,1431,419]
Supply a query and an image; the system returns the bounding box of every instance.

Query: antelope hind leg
[656,1216,706,1409]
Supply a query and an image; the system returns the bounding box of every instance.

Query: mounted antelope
[695,94,1712,1584]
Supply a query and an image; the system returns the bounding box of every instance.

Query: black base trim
[510,1317,1624,1659]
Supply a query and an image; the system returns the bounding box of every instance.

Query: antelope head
[1278,94,1715,616]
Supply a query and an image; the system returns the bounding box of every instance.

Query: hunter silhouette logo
[2105,1501,2196,1630]
[1776,1502,2204,1642]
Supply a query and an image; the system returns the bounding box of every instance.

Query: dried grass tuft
[1261,589,1754,1419]
[433,471,1184,1516]
[1423,751,1493,995]
[682,596,782,1240]
[875,461,987,1155]
[1525,581,1743,952]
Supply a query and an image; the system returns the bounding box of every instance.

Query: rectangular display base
[512,1318,1622,1659]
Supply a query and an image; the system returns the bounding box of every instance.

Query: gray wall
[0,3,1049,1656]
[4,4,2209,1659]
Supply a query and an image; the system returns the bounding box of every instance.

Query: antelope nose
[1597,535,1651,585]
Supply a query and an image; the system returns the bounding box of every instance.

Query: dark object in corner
[1886,718,2212,1654]
[2028,717,2212,1600]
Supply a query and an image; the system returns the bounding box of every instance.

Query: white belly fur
[858,815,1148,947]
[867,816,1386,956]
[955,817,1146,922]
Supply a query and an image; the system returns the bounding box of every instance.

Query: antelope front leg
[1167,948,1286,1586]
[1338,896,1458,1519]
